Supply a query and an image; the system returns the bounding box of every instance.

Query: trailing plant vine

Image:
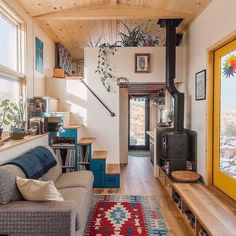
[95,43,117,92]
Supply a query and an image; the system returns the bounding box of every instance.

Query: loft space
[0,0,236,236]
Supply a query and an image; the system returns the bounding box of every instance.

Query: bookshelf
[49,128,79,172]
[77,138,94,170]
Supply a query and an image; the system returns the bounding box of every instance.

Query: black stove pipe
[158,19,184,134]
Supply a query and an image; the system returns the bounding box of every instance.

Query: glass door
[213,39,236,200]
[128,95,149,150]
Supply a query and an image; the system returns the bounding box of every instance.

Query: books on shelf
[65,149,75,167]
[53,145,76,171]
[55,149,63,166]
[78,146,90,163]
[78,165,87,171]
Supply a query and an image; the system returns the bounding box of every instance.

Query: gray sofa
[0,145,94,236]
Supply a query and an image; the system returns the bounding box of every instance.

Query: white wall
[47,47,184,164]
[3,0,55,98]
[0,135,48,164]
[185,0,236,181]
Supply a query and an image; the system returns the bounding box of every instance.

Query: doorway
[212,39,236,200]
[128,95,150,150]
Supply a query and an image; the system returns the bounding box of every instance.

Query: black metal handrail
[81,80,115,117]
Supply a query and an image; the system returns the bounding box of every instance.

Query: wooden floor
[94,156,193,236]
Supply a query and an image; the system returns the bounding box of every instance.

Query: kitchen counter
[146,131,154,139]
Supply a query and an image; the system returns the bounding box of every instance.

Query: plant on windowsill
[0,99,15,139]
[95,43,118,92]
[9,100,26,140]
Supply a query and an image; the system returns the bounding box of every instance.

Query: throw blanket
[7,146,57,179]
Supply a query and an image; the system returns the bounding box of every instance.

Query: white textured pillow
[16,176,64,202]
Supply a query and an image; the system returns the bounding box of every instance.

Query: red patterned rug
[85,195,168,236]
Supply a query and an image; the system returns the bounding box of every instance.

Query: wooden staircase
[78,137,120,188]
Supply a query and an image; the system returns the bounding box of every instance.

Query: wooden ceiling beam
[34,3,194,21]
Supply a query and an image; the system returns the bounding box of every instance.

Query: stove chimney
[158,19,184,134]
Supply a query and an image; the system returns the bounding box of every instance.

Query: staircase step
[106,164,121,174]
[93,151,108,160]
[78,137,95,145]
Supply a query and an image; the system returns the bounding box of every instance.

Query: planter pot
[9,128,25,140]
[0,128,3,139]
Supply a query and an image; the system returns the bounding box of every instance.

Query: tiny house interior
[0,0,236,235]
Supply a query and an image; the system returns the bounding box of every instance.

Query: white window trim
[0,0,25,77]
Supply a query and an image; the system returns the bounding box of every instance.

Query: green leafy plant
[11,100,26,129]
[95,43,117,92]
[118,22,160,47]
[9,100,26,140]
[0,99,15,128]
[86,33,104,47]
[118,22,143,47]
[141,32,159,46]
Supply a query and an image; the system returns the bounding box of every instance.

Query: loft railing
[81,80,115,117]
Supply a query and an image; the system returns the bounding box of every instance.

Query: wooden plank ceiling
[17,0,212,60]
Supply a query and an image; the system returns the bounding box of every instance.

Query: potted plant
[118,22,144,47]
[0,99,15,139]
[9,100,26,140]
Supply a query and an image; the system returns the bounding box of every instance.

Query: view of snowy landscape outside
[220,50,236,179]
[129,97,146,146]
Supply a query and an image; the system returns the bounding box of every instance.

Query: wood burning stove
[157,19,196,175]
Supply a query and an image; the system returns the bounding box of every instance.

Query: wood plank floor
[94,156,193,236]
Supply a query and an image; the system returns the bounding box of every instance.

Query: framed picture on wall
[135,53,150,73]
[35,37,44,74]
[195,69,206,100]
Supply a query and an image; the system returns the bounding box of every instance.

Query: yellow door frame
[207,31,236,186]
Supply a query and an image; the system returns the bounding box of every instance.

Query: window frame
[0,0,26,98]
[0,0,25,76]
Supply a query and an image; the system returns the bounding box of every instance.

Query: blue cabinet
[90,159,120,188]
[104,174,120,188]
[48,128,79,171]
[90,159,105,187]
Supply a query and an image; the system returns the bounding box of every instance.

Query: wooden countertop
[146,131,154,138]
[0,133,48,153]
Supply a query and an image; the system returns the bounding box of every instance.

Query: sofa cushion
[42,145,62,182]
[0,165,25,204]
[16,176,64,202]
[59,187,91,230]
[55,171,94,190]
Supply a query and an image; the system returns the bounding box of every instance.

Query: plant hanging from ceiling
[223,54,236,78]
[95,43,117,92]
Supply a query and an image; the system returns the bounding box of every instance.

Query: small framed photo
[135,53,150,73]
[195,70,206,100]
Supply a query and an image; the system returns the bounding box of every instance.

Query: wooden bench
[172,183,236,236]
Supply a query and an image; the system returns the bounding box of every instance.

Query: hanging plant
[223,54,236,78]
[95,43,117,92]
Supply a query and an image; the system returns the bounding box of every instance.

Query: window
[0,76,20,102]
[0,1,25,135]
[0,16,18,71]
[0,0,25,104]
